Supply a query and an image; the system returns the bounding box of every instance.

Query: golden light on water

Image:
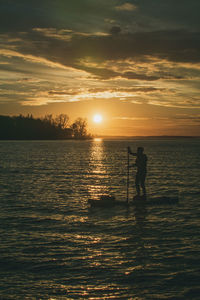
[87,138,110,200]
[93,138,102,142]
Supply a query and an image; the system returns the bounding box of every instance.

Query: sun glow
[93,114,103,123]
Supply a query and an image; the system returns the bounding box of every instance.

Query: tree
[54,114,69,129]
[71,117,88,139]
[43,114,54,125]
[0,114,90,140]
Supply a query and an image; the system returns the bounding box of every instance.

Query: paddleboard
[88,194,179,207]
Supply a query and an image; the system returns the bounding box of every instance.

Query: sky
[0,0,200,136]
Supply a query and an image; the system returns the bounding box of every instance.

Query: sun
[93,114,103,124]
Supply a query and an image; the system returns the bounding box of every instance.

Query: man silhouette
[128,146,147,198]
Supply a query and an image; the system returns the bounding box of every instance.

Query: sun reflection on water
[93,137,102,142]
[87,138,110,200]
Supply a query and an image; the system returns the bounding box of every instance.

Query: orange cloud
[115,3,137,11]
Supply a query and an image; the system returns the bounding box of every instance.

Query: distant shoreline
[0,136,199,141]
[95,135,200,140]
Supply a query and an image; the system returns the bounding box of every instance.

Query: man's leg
[135,173,140,196]
[141,173,146,196]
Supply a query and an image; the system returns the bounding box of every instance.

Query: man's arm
[128,146,137,156]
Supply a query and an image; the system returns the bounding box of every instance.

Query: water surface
[0,138,199,299]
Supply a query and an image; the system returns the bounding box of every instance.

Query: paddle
[127,147,130,203]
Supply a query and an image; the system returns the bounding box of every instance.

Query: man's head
[137,147,144,155]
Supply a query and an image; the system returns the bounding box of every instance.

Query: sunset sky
[0,0,200,136]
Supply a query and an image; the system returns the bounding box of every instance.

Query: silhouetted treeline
[0,114,92,140]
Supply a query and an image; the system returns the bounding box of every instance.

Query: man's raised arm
[128,146,137,156]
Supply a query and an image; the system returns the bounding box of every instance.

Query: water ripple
[0,139,199,299]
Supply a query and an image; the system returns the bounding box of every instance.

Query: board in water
[88,195,128,207]
[88,194,179,207]
[132,195,179,205]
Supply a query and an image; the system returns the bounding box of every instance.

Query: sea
[0,138,199,299]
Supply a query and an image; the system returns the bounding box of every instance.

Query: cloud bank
[0,0,200,137]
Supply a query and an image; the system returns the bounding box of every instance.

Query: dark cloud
[79,66,119,80]
[174,114,200,122]
[0,0,50,32]
[1,26,200,85]
[6,28,199,81]
[109,26,121,35]
[128,87,166,93]
[0,0,116,33]
[1,1,200,66]
[43,29,199,63]
[48,90,81,96]
[123,71,159,81]
[139,0,200,31]
[1,0,200,35]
